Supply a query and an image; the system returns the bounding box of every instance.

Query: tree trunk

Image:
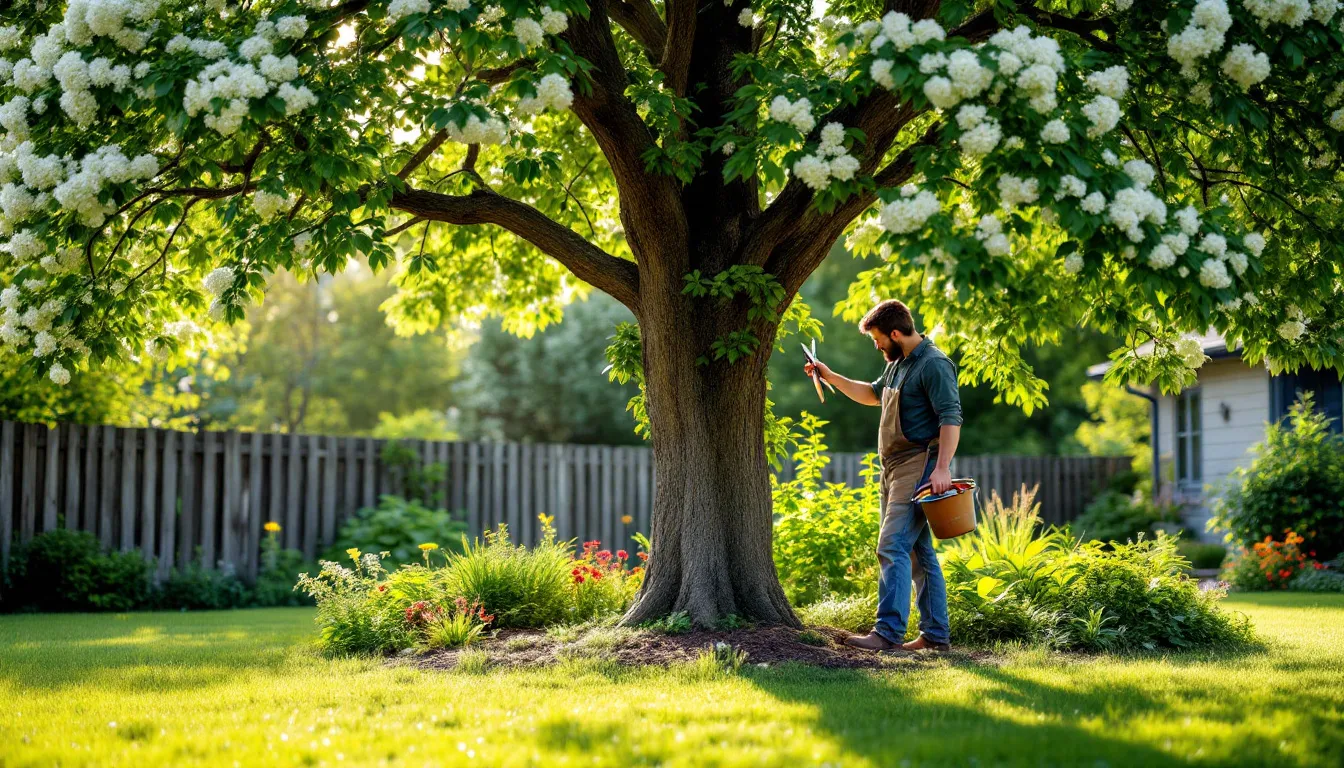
[622,289,800,628]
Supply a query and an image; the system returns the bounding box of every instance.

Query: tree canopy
[0,0,1341,416]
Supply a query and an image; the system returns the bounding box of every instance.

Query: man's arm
[803,360,881,406]
[926,357,964,494]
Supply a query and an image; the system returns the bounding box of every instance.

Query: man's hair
[859,299,916,337]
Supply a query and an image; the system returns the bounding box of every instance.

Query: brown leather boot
[901,635,951,652]
[843,632,898,651]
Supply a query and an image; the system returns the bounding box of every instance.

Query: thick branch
[608,0,667,60]
[391,186,641,309]
[397,130,448,180]
[1019,5,1120,53]
[659,0,697,96]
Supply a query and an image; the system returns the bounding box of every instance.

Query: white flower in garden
[276,16,309,39]
[720,141,735,156]
[1040,119,1069,143]
[880,12,917,51]
[1086,65,1129,99]
[0,26,21,51]
[536,73,574,111]
[1082,96,1120,137]
[292,231,313,254]
[738,8,755,27]
[1123,160,1156,188]
[870,59,895,89]
[1277,319,1306,341]
[1244,291,1260,305]
[912,19,945,44]
[252,189,292,220]
[276,83,319,116]
[1003,135,1025,151]
[956,105,987,130]
[922,76,958,109]
[1063,253,1084,274]
[1198,232,1227,257]
[1163,232,1190,256]
[48,361,70,385]
[540,7,569,35]
[828,153,860,181]
[1175,337,1206,369]
[33,329,57,357]
[387,0,431,21]
[1226,250,1248,275]
[203,266,235,296]
[879,188,939,233]
[1146,243,1176,269]
[478,5,506,24]
[1101,149,1119,166]
[1108,187,1167,242]
[792,155,831,190]
[1221,43,1271,91]
[818,122,846,155]
[514,18,545,48]
[446,114,509,145]
[1189,81,1213,107]
[1311,0,1340,24]
[4,229,43,261]
[1244,0,1312,27]
[1056,174,1086,199]
[959,119,1002,157]
[1243,231,1266,256]
[1222,296,1243,312]
[259,55,299,84]
[1198,257,1233,288]
[997,174,1039,209]
[946,50,992,100]
[238,35,273,61]
[920,52,948,75]
[1329,108,1344,131]
[1175,205,1201,235]
[769,96,815,133]
[1081,191,1106,214]
[446,0,472,10]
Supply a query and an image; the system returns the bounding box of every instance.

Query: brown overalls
[877,355,939,513]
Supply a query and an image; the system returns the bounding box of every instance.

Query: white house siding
[1157,357,1271,540]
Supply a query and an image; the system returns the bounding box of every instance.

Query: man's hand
[929,466,952,495]
[803,360,832,382]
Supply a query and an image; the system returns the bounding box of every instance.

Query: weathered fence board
[0,419,1130,584]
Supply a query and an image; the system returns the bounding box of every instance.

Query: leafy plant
[568,541,644,623]
[443,519,573,629]
[1289,566,1344,593]
[1071,490,1181,545]
[1212,395,1344,560]
[641,611,693,635]
[1177,542,1228,570]
[251,523,316,607]
[325,495,467,570]
[423,597,496,649]
[4,529,152,612]
[156,556,250,610]
[1220,532,1315,591]
[796,593,876,634]
[772,413,881,605]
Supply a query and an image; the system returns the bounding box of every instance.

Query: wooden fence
[0,420,1129,582]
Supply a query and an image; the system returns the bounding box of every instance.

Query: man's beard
[881,339,901,362]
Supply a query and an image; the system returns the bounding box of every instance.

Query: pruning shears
[800,339,836,403]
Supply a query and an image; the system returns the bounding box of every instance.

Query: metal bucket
[914,479,978,540]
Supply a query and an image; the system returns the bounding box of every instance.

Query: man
[803,299,960,652]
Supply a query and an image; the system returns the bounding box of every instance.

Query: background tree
[1,0,1340,626]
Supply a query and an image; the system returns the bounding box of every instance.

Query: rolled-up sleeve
[926,357,963,427]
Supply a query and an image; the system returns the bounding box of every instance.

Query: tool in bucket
[799,339,836,403]
[912,478,979,539]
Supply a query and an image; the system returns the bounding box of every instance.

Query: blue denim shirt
[870,337,963,445]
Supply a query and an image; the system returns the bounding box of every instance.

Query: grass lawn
[2,593,1341,767]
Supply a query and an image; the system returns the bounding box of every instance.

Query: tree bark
[621,279,800,628]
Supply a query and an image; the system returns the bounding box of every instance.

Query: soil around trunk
[408,625,995,671]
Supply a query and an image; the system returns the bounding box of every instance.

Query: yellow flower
[621,515,633,525]
[419,542,439,552]
[346,548,361,561]
[263,521,281,533]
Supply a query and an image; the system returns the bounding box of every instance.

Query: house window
[1272,368,1343,433]
[1175,388,1202,490]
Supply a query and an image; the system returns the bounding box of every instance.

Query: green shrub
[772,414,881,606]
[1290,567,1344,593]
[325,495,468,570]
[443,522,573,629]
[6,529,152,612]
[567,541,644,623]
[1212,395,1344,560]
[156,558,250,610]
[1178,542,1227,570]
[940,487,1254,651]
[1071,490,1179,544]
[296,549,434,655]
[796,593,876,634]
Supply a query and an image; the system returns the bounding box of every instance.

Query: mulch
[410,625,994,671]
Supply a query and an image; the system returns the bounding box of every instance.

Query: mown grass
[1,593,1341,767]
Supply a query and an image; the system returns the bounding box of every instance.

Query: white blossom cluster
[387,0,431,22]
[178,18,319,135]
[791,122,860,190]
[1166,0,1234,77]
[1276,305,1309,341]
[997,174,1039,209]
[975,213,1010,256]
[1104,160,1167,243]
[252,189,297,220]
[879,184,940,234]
[955,105,1002,157]
[1167,0,1339,94]
[446,113,509,144]
[515,73,574,116]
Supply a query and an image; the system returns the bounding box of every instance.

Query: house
[1088,331,1343,541]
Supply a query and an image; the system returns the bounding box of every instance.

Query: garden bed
[411,624,993,670]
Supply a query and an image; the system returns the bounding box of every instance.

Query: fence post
[1,422,14,578]
[159,430,178,579]
[43,425,59,533]
[64,425,81,532]
[141,429,158,565]
[119,429,138,552]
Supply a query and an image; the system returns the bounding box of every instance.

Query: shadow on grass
[0,607,319,692]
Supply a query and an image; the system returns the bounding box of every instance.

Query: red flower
[574,574,585,584]
[637,552,649,562]
[584,540,601,552]
[591,571,603,581]
[571,568,581,576]
[616,550,629,561]
[1314,562,1326,570]
[596,550,612,562]
[377,584,387,593]
[1279,569,1292,579]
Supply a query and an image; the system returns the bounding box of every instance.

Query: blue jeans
[874,460,950,645]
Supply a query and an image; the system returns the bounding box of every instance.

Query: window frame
[1174,387,1203,492]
